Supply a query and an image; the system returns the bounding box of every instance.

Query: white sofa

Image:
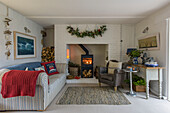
[0,62,67,111]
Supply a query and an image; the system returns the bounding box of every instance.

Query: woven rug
[56,87,131,105]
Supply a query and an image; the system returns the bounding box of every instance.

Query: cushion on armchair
[108,61,122,74]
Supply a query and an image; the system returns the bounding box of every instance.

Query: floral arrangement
[67,25,107,38]
[128,50,143,59]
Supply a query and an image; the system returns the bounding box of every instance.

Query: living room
[0,0,170,113]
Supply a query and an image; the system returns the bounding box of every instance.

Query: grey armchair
[98,61,129,91]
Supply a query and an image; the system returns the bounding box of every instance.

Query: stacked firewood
[41,46,54,62]
[83,69,92,78]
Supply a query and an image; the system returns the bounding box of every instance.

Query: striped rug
[56,87,131,105]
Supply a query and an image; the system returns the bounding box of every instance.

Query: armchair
[98,61,128,91]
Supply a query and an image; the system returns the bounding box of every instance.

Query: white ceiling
[0,0,170,27]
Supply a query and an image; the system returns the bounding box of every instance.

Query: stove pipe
[78,44,89,55]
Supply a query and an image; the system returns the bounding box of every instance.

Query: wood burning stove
[81,55,93,78]
[79,44,93,78]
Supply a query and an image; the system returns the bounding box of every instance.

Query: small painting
[14,31,36,59]
[138,33,160,50]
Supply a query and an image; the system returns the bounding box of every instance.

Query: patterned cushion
[108,61,122,74]
[34,66,45,71]
[25,67,29,71]
[41,61,59,76]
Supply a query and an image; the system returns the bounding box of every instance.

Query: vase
[133,57,138,64]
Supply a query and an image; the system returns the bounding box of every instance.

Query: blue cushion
[5,62,42,71]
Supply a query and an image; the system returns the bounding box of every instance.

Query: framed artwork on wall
[13,31,36,59]
[138,33,160,50]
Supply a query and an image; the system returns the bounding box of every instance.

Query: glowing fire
[83,58,92,64]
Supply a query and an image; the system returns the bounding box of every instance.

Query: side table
[124,69,138,97]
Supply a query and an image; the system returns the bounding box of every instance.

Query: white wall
[122,24,135,61]
[0,3,43,68]
[135,4,170,97]
[43,28,54,47]
[55,24,135,64]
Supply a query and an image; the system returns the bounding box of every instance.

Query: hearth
[79,44,93,78]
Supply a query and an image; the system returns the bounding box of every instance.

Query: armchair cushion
[108,61,122,74]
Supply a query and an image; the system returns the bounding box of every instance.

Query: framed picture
[138,33,160,50]
[13,31,36,59]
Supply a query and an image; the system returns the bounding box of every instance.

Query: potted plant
[124,74,146,92]
[128,50,143,64]
[132,75,146,92]
[68,61,80,78]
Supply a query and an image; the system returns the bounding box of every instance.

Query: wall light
[142,27,149,33]
[67,49,70,59]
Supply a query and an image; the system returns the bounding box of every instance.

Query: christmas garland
[67,25,107,38]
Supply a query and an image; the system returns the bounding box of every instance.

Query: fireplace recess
[79,44,93,78]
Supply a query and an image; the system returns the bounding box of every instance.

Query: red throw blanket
[1,70,44,98]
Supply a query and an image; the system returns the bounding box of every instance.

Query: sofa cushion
[48,73,65,92]
[35,66,45,71]
[5,62,42,71]
[48,73,64,85]
[41,61,59,76]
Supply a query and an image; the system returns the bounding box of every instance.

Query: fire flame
[83,58,92,64]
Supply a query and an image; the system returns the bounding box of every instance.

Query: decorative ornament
[67,25,107,38]
[5,41,12,48]
[24,27,31,33]
[41,30,47,37]
[4,6,12,59]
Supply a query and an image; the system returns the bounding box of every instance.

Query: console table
[132,64,164,99]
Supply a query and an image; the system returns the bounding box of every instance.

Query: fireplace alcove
[67,44,108,78]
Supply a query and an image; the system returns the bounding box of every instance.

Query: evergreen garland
[67,25,107,38]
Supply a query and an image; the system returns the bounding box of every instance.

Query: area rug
[56,87,131,105]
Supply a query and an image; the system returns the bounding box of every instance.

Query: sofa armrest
[36,72,49,109]
[0,69,10,84]
[36,72,49,87]
[114,68,125,74]
[98,67,107,80]
[55,63,67,74]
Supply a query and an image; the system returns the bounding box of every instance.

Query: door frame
[166,19,170,101]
